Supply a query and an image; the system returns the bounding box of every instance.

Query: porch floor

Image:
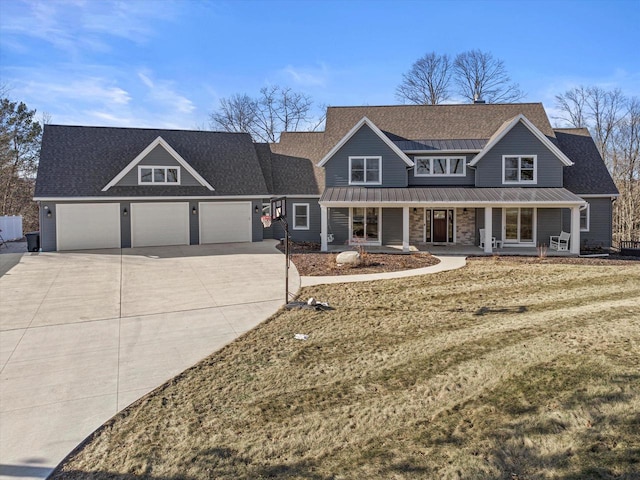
[326,244,576,257]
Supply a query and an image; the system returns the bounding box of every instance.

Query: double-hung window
[349,156,381,185]
[502,155,536,184]
[139,166,180,185]
[414,157,466,177]
[580,203,590,231]
[292,203,309,230]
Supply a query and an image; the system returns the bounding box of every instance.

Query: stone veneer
[456,208,476,245]
[409,207,477,245]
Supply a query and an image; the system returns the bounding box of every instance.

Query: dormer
[102,136,214,191]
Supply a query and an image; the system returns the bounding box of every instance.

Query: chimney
[473,94,486,104]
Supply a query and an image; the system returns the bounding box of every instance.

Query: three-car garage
[52,201,254,251]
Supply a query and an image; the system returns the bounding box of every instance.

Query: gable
[474,121,566,188]
[318,117,413,167]
[469,115,573,167]
[102,136,214,191]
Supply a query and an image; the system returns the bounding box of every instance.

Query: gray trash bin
[26,232,40,252]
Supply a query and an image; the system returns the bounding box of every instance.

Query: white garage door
[131,202,190,247]
[56,203,121,251]
[199,202,252,244]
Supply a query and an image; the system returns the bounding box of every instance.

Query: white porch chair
[550,231,571,251]
[479,228,497,249]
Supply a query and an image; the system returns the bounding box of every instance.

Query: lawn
[52,259,640,479]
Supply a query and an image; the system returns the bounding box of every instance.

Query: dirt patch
[277,241,440,276]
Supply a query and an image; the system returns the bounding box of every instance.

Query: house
[35,103,618,253]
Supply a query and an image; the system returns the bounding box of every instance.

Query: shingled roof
[36,125,269,197]
[555,128,619,195]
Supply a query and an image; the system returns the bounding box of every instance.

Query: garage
[199,202,252,244]
[56,203,121,251]
[131,202,190,247]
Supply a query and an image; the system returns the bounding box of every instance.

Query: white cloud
[282,63,330,87]
[137,70,196,115]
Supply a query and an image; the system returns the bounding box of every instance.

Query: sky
[1,0,639,130]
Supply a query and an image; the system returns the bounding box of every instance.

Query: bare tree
[453,50,524,103]
[396,52,452,105]
[210,86,318,142]
[554,86,589,127]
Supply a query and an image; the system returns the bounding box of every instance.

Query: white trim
[349,156,382,185]
[292,203,310,230]
[317,117,414,167]
[502,155,538,185]
[414,156,466,177]
[138,165,181,185]
[349,207,382,246]
[320,201,585,208]
[35,195,320,201]
[404,149,480,154]
[575,194,620,198]
[580,202,590,232]
[102,136,214,191]
[469,114,574,167]
[502,207,537,245]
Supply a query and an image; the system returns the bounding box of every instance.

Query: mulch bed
[277,242,440,276]
[278,242,640,275]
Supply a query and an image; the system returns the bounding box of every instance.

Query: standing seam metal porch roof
[320,187,586,205]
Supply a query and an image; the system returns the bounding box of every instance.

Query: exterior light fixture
[123,208,128,216]
[46,209,52,218]
[255,205,259,214]
[192,207,197,215]
[413,208,417,213]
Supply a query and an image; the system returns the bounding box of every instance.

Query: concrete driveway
[0,240,297,479]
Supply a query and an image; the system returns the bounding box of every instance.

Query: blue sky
[1,0,639,130]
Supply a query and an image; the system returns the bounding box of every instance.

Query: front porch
[324,243,578,257]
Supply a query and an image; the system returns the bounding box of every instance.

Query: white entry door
[130,202,190,247]
[199,202,252,244]
[56,203,121,251]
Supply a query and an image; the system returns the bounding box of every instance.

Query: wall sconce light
[192,207,197,215]
[123,208,128,216]
[255,205,259,214]
[413,207,417,213]
[463,208,467,213]
[46,207,52,218]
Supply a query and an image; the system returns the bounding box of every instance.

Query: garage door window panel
[138,166,181,185]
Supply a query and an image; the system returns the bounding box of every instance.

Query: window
[351,207,380,244]
[349,156,381,184]
[580,203,590,231]
[292,203,309,230]
[139,166,180,185]
[414,156,466,177]
[502,156,537,184]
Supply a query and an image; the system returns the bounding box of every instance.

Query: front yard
[52,259,640,479]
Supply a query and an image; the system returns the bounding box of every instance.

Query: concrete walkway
[0,241,296,480]
[300,255,467,287]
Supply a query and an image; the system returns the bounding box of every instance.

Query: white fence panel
[0,216,23,241]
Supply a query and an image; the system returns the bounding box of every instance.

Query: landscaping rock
[336,251,360,265]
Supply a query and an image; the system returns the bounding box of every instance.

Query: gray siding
[271,198,321,243]
[562,197,613,249]
[251,200,263,242]
[408,155,475,186]
[382,208,403,245]
[120,202,131,248]
[475,122,564,188]
[40,203,56,251]
[536,208,562,246]
[324,124,408,188]
[189,200,199,245]
[328,208,350,246]
[116,145,202,187]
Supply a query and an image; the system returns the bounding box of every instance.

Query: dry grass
[52,260,640,479]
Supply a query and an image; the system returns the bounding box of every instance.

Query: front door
[433,210,448,242]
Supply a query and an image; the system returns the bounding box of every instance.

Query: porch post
[570,206,580,254]
[320,205,328,252]
[484,207,493,253]
[402,207,410,252]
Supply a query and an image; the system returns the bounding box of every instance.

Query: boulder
[336,251,360,265]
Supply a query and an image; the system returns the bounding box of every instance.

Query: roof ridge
[327,102,543,109]
[44,124,250,135]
